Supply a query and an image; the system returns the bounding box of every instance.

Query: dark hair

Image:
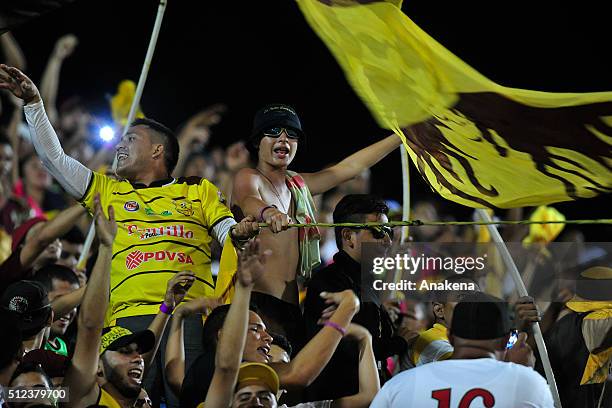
[202,303,260,351]
[130,118,179,175]
[9,361,53,388]
[271,333,292,357]
[0,131,11,146]
[332,194,389,249]
[34,264,80,292]
[61,227,85,244]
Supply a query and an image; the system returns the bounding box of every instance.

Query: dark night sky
[7,0,611,238]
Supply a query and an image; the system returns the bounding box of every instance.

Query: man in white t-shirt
[371,292,554,408]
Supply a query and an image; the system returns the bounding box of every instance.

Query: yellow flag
[215,234,238,304]
[110,80,145,127]
[298,0,612,208]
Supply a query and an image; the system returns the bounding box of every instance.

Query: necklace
[255,168,289,213]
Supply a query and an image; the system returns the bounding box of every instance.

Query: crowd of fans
[0,32,611,408]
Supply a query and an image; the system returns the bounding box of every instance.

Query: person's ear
[152,143,164,160]
[341,228,354,248]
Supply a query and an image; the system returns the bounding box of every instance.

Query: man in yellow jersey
[0,64,258,407]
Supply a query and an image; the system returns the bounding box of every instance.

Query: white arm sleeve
[211,217,237,247]
[24,101,92,199]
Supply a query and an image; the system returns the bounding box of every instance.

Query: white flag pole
[477,209,562,408]
[77,0,168,269]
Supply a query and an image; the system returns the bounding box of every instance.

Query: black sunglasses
[352,225,394,240]
[262,127,300,139]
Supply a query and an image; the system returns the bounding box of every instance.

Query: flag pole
[477,209,562,408]
[77,0,168,269]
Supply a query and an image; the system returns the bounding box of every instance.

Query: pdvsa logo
[124,201,140,212]
[125,250,195,270]
[126,224,195,240]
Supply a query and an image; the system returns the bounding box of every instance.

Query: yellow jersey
[80,173,233,322]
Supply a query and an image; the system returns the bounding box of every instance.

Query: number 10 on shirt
[432,388,495,408]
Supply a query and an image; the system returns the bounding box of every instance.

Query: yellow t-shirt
[97,387,121,408]
[80,173,233,322]
[409,323,454,367]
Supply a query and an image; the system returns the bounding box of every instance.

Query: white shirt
[370,358,554,408]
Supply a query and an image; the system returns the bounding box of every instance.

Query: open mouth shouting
[272,144,290,160]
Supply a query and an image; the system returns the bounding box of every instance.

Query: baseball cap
[250,104,304,140]
[22,349,70,378]
[1,280,52,338]
[450,292,511,340]
[236,362,280,395]
[100,326,155,355]
[11,217,46,251]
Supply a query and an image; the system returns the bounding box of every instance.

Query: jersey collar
[130,178,176,189]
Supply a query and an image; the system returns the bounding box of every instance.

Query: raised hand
[317,290,360,325]
[0,64,41,105]
[175,296,222,317]
[514,296,541,331]
[163,271,196,309]
[236,238,270,287]
[93,193,117,248]
[504,332,536,367]
[53,34,79,60]
[225,141,250,172]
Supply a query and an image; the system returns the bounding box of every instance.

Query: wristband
[160,302,174,315]
[324,321,346,336]
[259,205,278,222]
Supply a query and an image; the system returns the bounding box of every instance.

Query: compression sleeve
[211,217,236,248]
[24,100,92,199]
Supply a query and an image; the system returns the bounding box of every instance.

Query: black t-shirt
[536,312,605,408]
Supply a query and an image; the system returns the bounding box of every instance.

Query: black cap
[100,326,155,355]
[1,280,51,338]
[450,292,511,340]
[250,104,304,140]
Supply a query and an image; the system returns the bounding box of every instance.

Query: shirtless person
[233,104,401,350]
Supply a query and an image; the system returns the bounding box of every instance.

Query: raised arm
[39,34,78,125]
[143,271,195,374]
[20,204,87,270]
[272,290,360,390]
[332,324,380,408]
[301,134,401,195]
[63,194,116,408]
[51,285,85,319]
[165,296,221,396]
[0,64,92,199]
[205,238,268,408]
[0,33,26,70]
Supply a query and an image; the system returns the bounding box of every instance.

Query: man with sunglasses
[302,194,411,401]
[233,105,401,351]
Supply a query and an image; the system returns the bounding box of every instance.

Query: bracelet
[258,205,277,222]
[160,302,173,315]
[324,321,346,337]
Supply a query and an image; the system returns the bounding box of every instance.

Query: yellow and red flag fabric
[298,0,612,209]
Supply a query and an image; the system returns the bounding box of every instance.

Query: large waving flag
[298,0,612,209]
[1,0,78,34]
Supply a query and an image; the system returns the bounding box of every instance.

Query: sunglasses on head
[262,127,300,139]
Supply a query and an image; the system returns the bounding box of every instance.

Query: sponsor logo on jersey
[126,224,194,240]
[125,250,195,270]
[173,199,194,216]
[217,190,227,204]
[124,201,140,212]
[144,207,173,216]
